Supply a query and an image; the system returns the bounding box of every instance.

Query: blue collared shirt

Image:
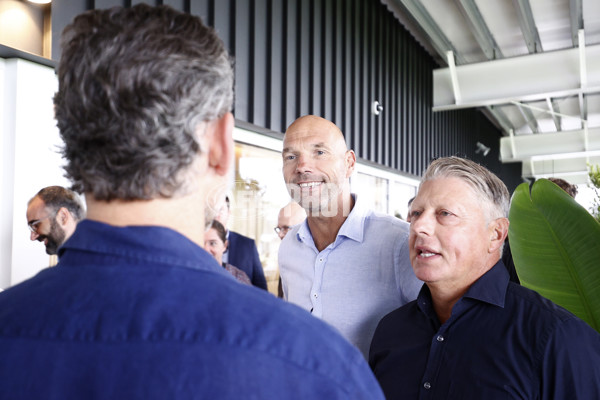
[279,194,422,358]
[369,261,600,400]
[0,220,384,399]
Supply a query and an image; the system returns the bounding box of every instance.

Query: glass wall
[228,131,289,294]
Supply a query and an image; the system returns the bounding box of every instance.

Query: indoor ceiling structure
[382,0,600,184]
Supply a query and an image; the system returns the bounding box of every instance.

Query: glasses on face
[274,225,291,235]
[28,214,54,233]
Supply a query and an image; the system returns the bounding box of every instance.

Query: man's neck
[427,260,498,324]
[306,194,355,252]
[85,192,207,248]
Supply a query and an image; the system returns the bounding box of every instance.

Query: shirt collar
[295,194,368,244]
[417,260,510,319]
[58,219,227,275]
[462,260,509,308]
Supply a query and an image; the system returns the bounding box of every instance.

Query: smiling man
[278,115,422,358]
[26,186,85,255]
[369,156,600,399]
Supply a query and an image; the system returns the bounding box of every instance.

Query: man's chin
[44,242,59,255]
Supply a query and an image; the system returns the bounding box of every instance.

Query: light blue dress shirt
[279,194,423,358]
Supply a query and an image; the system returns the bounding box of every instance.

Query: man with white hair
[370,156,600,399]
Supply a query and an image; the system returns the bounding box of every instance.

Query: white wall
[0,57,69,289]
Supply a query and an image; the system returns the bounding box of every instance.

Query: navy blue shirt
[369,261,600,400]
[0,220,383,399]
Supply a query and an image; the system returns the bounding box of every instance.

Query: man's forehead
[415,178,477,205]
[26,197,47,217]
[283,129,346,152]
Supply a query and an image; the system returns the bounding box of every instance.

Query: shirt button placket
[310,253,326,316]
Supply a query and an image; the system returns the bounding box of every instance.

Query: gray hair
[421,157,510,221]
[54,4,234,201]
[30,186,85,221]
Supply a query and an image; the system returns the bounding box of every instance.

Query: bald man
[278,115,422,358]
[275,201,306,240]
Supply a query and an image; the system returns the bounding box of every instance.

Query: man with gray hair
[369,156,600,399]
[0,5,383,399]
[26,185,85,255]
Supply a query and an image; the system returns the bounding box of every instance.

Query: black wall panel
[50,0,522,192]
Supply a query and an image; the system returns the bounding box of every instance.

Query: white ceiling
[383,0,600,184]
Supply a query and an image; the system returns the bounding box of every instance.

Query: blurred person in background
[205,220,252,285]
[216,195,268,290]
[26,185,85,255]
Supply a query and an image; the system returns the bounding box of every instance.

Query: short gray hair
[54,4,234,201]
[421,157,510,221]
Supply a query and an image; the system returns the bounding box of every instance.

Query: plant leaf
[509,179,600,333]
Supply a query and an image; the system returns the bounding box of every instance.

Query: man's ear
[489,217,509,253]
[345,149,356,178]
[56,207,71,227]
[208,112,234,177]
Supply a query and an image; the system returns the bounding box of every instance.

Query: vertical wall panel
[214,0,233,54]
[233,0,249,121]
[251,0,266,127]
[283,0,297,130]
[298,0,310,117]
[50,0,520,189]
[190,0,210,23]
[268,0,283,131]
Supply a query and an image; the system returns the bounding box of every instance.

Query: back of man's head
[30,186,85,221]
[53,4,233,201]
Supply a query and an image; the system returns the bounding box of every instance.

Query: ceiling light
[27,0,51,4]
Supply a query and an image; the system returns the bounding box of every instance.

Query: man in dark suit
[216,196,267,290]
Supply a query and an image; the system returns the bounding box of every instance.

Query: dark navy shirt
[369,261,600,400]
[0,220,383,399]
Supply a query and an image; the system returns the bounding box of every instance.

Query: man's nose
[295,154,312,173]
[411,213,434,236]
[30,230,39,241]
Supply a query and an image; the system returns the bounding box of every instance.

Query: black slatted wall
[51,0,523,191]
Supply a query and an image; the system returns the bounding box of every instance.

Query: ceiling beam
[500,126,600,162]
[570,0,584,46]
[396,0,467,64]
[515,103,540,133]
[433,43,600,110]
[455,0,503,60]
[513,0,543,53]
[485,105,514,135]
[547,98,562,131]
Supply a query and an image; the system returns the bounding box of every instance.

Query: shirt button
[319,258,323,262]
[313,293,318,298]
[423,382,431,390]
[436,335,444,342]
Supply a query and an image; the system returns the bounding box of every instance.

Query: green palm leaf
[509,179,600,333]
